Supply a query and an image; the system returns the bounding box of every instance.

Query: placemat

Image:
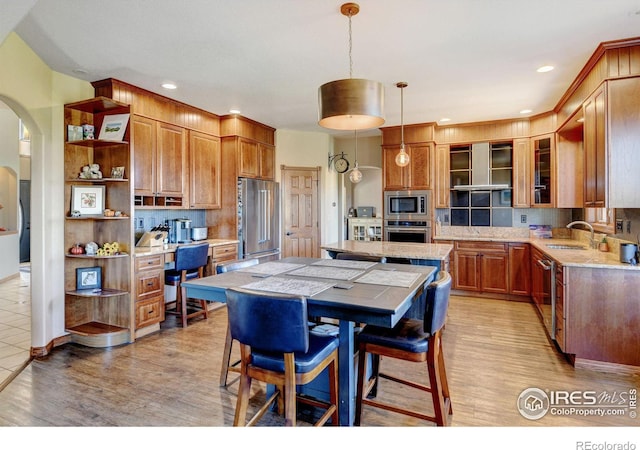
[354,269,422,288]
[241,276,334,297]
[288,265,364,280]
[237,261,306,276]
[311,259,378,270]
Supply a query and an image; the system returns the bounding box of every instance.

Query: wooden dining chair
[355,271,453,426]
[164,242,210,327]
[225,287,339,426]
[216,258,259,386]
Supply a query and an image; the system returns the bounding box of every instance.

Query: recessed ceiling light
[520,109,533,114]
[536,65,554,73]
[161,82,177,90]
[229,109,241,114]
[439,118,451,123]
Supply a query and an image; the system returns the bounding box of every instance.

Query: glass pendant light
[395,82,410,167]
[349,129,363,183]
[318,3,385,131]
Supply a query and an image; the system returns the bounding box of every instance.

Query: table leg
[337,320,355,426]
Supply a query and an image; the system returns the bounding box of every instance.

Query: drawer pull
[146,282,154,287]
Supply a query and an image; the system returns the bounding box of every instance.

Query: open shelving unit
[63,97,135,348]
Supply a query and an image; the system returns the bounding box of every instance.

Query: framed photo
[71,185,105,216]
[76,266,102,291]
[98,113,130,141]
[110,166,125,179]
[67,125,84,141]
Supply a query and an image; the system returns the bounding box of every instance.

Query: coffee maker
[170,218,192,243]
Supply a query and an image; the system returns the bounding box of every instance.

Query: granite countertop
[321,240,453,260]
[134,239,239,257]
[433,229,639,271]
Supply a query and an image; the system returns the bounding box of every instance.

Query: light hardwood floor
[0,293,637,428]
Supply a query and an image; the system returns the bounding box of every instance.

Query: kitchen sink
[545,244,586,250]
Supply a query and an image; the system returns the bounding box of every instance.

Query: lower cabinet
[453,241,509,294]
[134,254,165,330]
[450,240,530,298]
[211,243,238,274]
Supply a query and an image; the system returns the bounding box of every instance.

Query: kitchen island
[321,240,452,270]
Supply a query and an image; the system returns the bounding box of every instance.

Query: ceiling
[5,0,640,136]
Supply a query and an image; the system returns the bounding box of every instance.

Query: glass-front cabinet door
[531,135,554,207]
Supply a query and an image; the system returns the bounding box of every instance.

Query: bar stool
[164,242,210,328]
[355,271,453,426]
[225,287,339,426]
[216,258,259,386]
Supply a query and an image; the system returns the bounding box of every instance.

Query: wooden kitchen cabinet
[134,254,165,332]
[531,134,555,207]
[210,243,238,275]
[583,86,606,208]
[382,143,432,191]
[452,241,508,294]
[189,130,221,209]
[63,97,135,348]
[237,138,275,180]
[511,138,530,208]
[508,243,531,296]
[132,115,188,208]
[434,144,450,208]
[554,263,565,351]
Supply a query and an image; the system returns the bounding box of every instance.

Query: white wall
[0,32,94,349]
[0,101,21,280]
[274,129,340,246]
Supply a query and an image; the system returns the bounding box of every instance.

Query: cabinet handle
[146,282,154,286]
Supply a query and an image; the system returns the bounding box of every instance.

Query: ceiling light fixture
[520,109,533,114]
[395,82,410,167]
[536,65,554,73]
[439,118,451,123]
[318,3,385,131]
[162,82,177,90]
[229,109,241,114]
[349,129,362,184]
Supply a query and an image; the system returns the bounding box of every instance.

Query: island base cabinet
[564,267,640,369]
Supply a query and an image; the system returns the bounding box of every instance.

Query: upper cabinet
[382,143,432,191]
[530,134,555,207]
[511,138,530,208]
[220,115,276,181]
[604,77,640,208]
[434,144,450,208]
[583,86,606,208]
[131,116,188,208]
[189,130,222,209]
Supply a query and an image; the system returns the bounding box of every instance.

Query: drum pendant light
[318,3,385,131]
[395,82,410,167]
[349,129,363,183]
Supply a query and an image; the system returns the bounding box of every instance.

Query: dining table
[180,256,437,426]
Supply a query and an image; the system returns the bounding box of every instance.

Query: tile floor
[0,265,31,387]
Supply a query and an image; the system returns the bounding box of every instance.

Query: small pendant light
[395,82,410,167]
[349,129,363,184]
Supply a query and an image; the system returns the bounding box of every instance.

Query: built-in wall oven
[383,190,432,243]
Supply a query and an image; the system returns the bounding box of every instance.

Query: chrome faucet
[566,221,595,248]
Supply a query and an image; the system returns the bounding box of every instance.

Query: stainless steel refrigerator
[238,178,280,262]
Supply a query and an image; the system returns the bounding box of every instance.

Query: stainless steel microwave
[384,190,430,220]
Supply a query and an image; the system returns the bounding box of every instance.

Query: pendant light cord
[348,10,353,78]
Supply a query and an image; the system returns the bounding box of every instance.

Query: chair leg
[328,358,339,426]
[219,324,234,386]
[233,346,253,426]
[179,285,188,328]
[437,335,453,416]
[427,332,449,426]
[283,353,297,426]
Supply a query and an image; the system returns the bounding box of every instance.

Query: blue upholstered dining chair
[216,258,259,386]
[355,271,453,426]
[164,242,210,327]
[225,287,339,427]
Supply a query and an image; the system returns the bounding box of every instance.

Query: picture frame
[71,185,105,216]
[98,113,130,141]
[110,166,125,179]
[76,266,102,291]
[67,125,84,141]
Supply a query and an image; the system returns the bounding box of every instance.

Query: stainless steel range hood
[452,142,510,191]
